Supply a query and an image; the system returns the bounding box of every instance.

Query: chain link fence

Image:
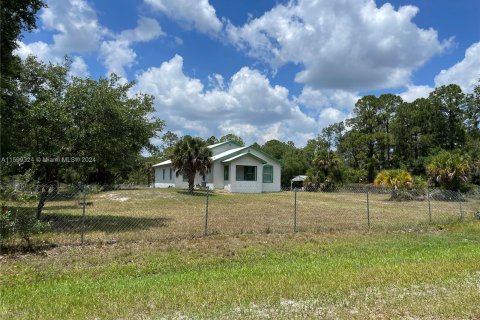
[1,184,479,250]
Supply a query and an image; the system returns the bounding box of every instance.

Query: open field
[3,187,479,246]
[1,222,480,319]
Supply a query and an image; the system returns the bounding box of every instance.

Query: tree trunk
[188,176,194,194]
[35,185,50,220]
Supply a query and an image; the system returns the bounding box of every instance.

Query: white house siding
[174,172,214,190]
[262,163,281,192]
[154,166,175,188]
[231,148,281,193]
[212,161,226,189]
[228,157,263,193]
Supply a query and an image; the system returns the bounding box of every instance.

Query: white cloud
[40,0,106,53]
[99,17,163,77]
[70,56,90,78]
[434,42,480,93]
[399,84,433,102]
[134,55,317,145]
[118,17,164,43]
[99,41,136,77]
[15,41,90,78]
[14,0,107,77]
[227,0,449,91]
[145,0,222,35]
[297,87,359,112]
[15,41,53,62]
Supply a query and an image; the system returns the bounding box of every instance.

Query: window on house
[183,174,188,182]
[162,169,165,180]
[263,165,273,183]
[236,165,257,181]
[224,165,229,180]
[169,168,172,180]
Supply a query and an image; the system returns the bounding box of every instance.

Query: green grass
[2,222,480,319]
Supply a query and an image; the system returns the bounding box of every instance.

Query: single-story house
[153,140,281,193]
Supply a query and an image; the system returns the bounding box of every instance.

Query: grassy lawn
[9,187,478,245]
[2,222,480,319]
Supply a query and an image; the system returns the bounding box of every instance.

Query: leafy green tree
[11,57,164,217]
[206,136,218,145]
[160,131,179,159]
[377,94,402,168]
[261,139,295,161]
[1,0,46,176]
[312,149,343,190]
[171,136,212,193]
[219,134,244,146]
[391,98,434,174]
[321,122,345,150]
[426,150,470,191]
[346,95,383,182]
[465,80,480,137]
[428,84,466,150]
[281,149,310,187]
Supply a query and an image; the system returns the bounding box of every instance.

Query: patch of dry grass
[6,187,479,246]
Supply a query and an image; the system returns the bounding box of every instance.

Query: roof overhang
[152,160,172,167]
[221,152,267,164]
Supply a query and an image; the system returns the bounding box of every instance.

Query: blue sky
[16,0,480,146]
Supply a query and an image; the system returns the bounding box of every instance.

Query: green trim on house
[213,145,281,164]
[263,165,273,183]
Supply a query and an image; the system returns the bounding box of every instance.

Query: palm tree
[426,150,470,191]
[312,149,343,190]
[171,136,212,193]
[374,169,413,200]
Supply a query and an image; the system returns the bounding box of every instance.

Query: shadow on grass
[175,189,219,197]
[42,213,171,233]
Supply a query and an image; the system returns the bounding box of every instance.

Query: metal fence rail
[1,184,479,250]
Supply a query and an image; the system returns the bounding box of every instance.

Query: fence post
[81,186,86,245]
[204,188,209,236]
[458,191,463,220]
[427,188,432,223]
[366,188,371,228]
[294,188,298,232]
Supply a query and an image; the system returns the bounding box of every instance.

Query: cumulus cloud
[15,41,90,78]
[297,87,359,112]
[145,0,223,35]
[399,84,434,102]
[99,17,164,77]
[134,55,317,145]
[40,0,106,53]
[434,42,480,93]
[227,0,449,91]
[15,1,163,79]
[14,0,107,77]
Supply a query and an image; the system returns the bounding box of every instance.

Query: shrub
[426,150,470,191]
[374,169,415,200]
[0,186,50,248]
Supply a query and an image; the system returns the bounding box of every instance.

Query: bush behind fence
[1,183,479,251]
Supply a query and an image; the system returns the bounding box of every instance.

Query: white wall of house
[262,163,281,192]
[232,148,281,192]
[228,157,263,193]
[154,165,175,188]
